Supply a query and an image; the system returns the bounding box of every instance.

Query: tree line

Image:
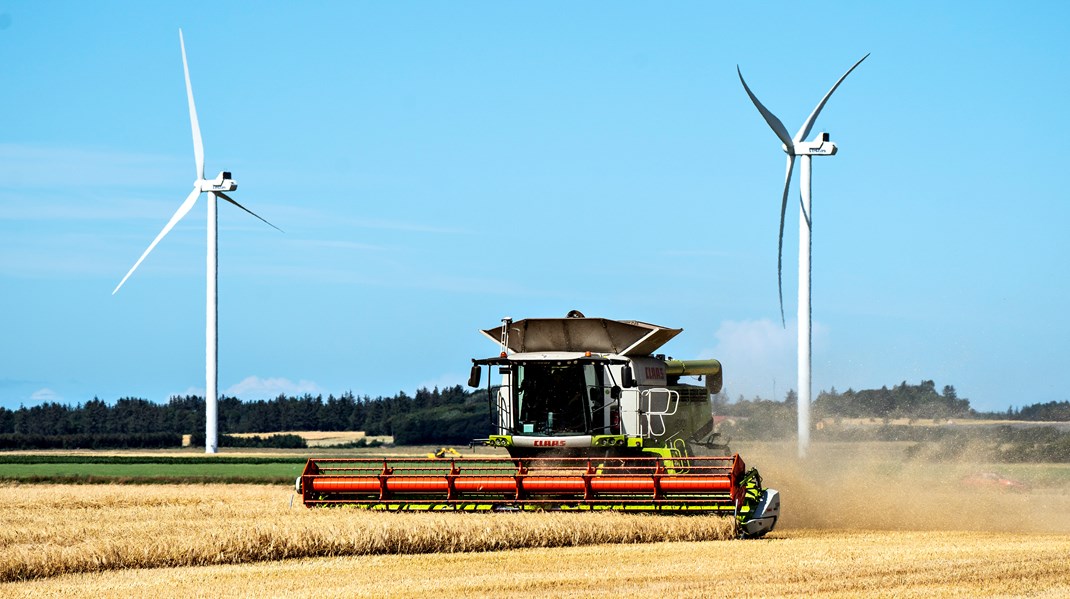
[996,400,1070,422]
[713,380,973,437]
[0,386,490,447]
[0,379,1066,449]
[715,380,1069,424]
[710,380,1070,461]
[813,380,972,420]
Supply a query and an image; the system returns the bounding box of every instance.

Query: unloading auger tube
[296,454,780,538]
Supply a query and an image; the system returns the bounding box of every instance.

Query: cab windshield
[513,361,603,436]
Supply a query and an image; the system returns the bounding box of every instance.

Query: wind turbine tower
[737,54,868,458]
[114,30,280,454]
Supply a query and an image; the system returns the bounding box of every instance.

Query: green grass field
[0,455,307,484]
[0,463,301,484]
[0,445,506,484]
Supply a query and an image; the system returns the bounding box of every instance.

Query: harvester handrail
[640,388,680,438]
[495,387,512,435]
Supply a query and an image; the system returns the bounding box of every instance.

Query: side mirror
[621,366,635,389]
[610,385,622,400]
[467,365,481,388]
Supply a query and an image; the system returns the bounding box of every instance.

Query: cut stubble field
[4,442,1070,597]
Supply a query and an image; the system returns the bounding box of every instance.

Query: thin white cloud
[0,143,183,189]
[244,262,541,296]
[415,372,466,392]
[658,249,734,257]
[30,388,62,402]
[0,192,181,221]
[700,318,830,402]
[289,238,389,252]
[262,204,471,235]
[701,319,796,402]
[171,387,205,399]
[224,376,323,400]
[344,216,470,235]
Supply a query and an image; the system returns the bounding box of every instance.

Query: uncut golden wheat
[12,531,1070,599]
[0,484,737,582]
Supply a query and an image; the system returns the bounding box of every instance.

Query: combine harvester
[298,313,780,537]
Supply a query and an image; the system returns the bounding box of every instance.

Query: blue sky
[0,2,1067,413]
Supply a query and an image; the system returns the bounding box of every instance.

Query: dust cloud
[735,441,1070,534]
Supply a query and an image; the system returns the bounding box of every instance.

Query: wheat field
[4,442,1070,597]
[6,523,1070,598]
[0,484,737,583]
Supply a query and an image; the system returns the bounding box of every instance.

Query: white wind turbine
[737,54,867,458]
[113,29,280,454]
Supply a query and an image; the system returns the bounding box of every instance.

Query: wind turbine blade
[179,29,205,179]
[793,53,869,143]
[737,65,794,150]
[777,155,795,327]
[112,187,202,294]
[216,192,284,233]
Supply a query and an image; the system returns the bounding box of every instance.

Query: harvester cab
[297,313,779,538]
[469,314,730,460]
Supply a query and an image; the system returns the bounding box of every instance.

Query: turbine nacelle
[198,171,238,192]
[792,133,837,156]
